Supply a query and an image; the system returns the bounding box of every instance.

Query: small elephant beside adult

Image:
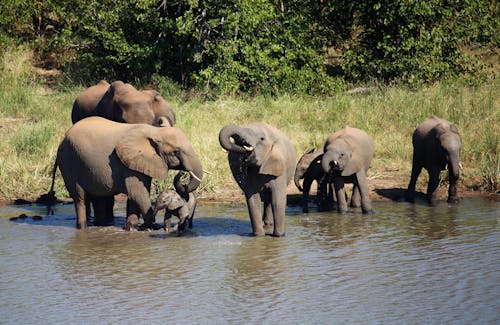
[153,179,197,234]
[406,116,462,206]
[321,126,374,214]
[71,80,176,127]
[294,148,333,213]
[56,117,203,230]
[219,122,296,237]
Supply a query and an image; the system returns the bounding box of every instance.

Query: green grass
[0,47,498,201]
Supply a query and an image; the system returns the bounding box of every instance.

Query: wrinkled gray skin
[153,189,197,233]
[65,80,177,225]
[219,122,296,237]
[294,148,333,213]
[71,80,176,127]
[56,117,203,230]
[406,116,461,206]
[321,127,374,214]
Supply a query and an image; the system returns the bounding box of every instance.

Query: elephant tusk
[243,145,254,151]
[189,170,202,183]
[333,160,338,166]
[221,148,228,153]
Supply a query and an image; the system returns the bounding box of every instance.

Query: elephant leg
[333,177,348,213]
[246,192,265,236]
[74,185,87,229]
[164,211,172,233]
[447,169,459,203]
[126,199,141,230]
[92,196,114,226]
[350,184,361,208]
[125,178,154,229]
[302,177,313,213]
[271,190,287,237]
[263,201,274,235]
[316,177,328,211]
[355,171,372,214]
[427,168,441,206]
[406,158,422,203]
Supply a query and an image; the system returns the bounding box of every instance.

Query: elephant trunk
[294,170,303,192]
[321,151,334,174]
[178,152,203,194]
[448,152,460,180]
[219,125,254,153]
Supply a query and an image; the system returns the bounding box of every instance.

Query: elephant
[153,184,197,233]
[72,80,176,127]
[219,122,296,237]
[406,116,462,206]
[56,116,203,230]
[70,80,110,123]
[321,126,374,214]
[294,148,333,213]
[57,80,177,224]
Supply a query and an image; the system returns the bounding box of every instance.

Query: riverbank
[0,49,498,202]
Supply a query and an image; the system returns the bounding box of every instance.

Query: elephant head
[153,189,190,231]
[142,90,176,127]
[322,139,355,177]
[219,123,285,176]
[433,122,461,179]
[115,125,203,194]
[294,148,323,191]
[97,81,175,127]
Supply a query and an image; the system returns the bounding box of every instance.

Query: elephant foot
[447,196,459,204]
[125,215,140,231]
[272,231,286,237]
[302,206,309,213]
[264,224,274,235]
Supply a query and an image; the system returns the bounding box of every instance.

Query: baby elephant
[294,148,333,212]
[153,189,197,233]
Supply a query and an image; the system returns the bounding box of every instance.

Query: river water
[0,198,498,324]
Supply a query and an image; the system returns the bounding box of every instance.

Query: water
[0,198,498,324]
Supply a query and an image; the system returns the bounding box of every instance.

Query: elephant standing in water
[321,126,374,214]
[56,117,203,230]
[294,148,333,213]
[219,122,296,237]
[406,116,461,206]
[46,80,178,225]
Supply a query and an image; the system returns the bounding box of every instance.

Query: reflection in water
[0,198,498,323]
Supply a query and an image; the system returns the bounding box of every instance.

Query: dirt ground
[3,173,497,207]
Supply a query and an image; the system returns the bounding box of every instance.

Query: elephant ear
[341,153,361,176]
[339,138,360,177]
[115,127,168,179]
[259,145,285,177]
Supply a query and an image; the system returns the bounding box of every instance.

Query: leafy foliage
[0,0,497,93]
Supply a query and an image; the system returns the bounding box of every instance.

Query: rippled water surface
[0,198,498,324]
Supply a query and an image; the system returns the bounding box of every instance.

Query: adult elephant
[321,126,374,214]
[406,116,461,206]
[219,122,296,237]
[56,117,203,230]
[72,80,176,127]
[46,80,177,224]
[294,148,333,213]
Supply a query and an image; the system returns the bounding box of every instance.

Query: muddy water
[0,198,498,324]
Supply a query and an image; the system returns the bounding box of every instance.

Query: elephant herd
[53,80,462,237]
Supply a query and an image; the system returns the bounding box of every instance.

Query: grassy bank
[0,47,498,202]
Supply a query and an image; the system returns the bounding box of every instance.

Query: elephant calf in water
[153,189,197,233]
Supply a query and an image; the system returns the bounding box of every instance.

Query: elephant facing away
[71,80,176,127]
[294,148,333,213]
[219,122,296,237]
[321,126,374,214]
[56,117,203,229]
[406,116,461,206]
